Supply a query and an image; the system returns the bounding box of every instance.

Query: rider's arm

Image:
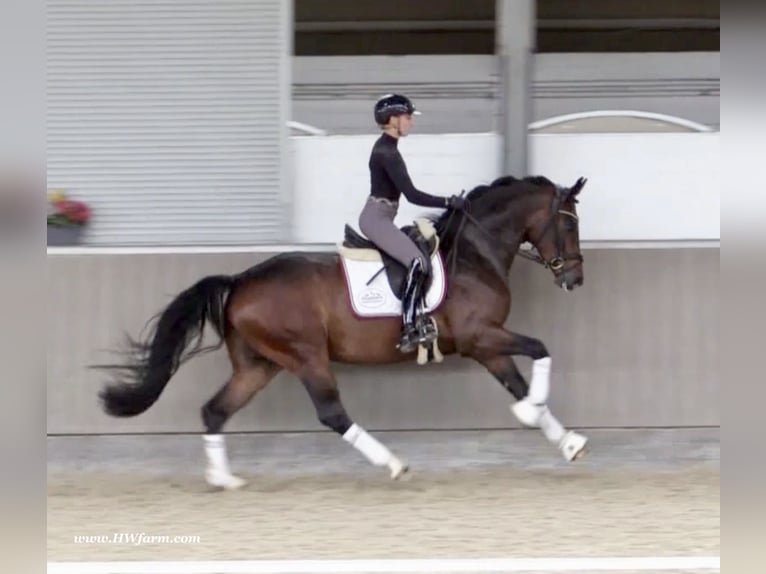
[382,151,448,209]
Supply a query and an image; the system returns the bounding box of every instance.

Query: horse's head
[524,176,587,291]
[432,174,588,289]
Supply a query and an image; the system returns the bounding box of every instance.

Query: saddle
[339,219,440,299]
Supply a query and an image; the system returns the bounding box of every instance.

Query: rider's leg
[358,199,431,351]
[358,198,424,269]
[400,258,439,348]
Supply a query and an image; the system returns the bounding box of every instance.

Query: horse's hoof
[389,458,410,480]
[560,431,588,462]
[206,471,247,490]
[573,446,589,461]
[392,466,411,481]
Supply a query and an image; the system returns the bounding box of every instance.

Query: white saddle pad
[339,251,447,318]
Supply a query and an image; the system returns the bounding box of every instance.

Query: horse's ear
[571,176,588,196]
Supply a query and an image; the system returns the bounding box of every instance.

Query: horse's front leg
[468,326,588,462]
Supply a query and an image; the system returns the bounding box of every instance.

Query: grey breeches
[358,197,425,268]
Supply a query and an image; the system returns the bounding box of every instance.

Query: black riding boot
[398,259,435,353]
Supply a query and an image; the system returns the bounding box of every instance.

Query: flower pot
[47,225,85,246]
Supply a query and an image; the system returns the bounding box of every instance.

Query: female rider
[358,93,465,353]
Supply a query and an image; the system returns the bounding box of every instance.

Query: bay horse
[97,174,589,489]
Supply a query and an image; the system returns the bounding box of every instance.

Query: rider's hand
[446,195,467,210]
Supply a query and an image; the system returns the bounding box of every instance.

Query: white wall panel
[291,132,719,243]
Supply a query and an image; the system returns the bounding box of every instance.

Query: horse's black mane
[429,174,554,242]
[461,175,554,205]
[421,174,557,276]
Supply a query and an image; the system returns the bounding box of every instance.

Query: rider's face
[391,114,413,136]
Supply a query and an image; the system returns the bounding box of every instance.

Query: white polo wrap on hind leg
[528,356,551,404]
[203,434,246,489]
[204,434,233,474]
[343,423,392,466]
[343,423,407,479]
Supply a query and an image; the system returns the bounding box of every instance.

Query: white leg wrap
[510,399,544,427]
[559,431,589,462]
[536,409,588,461]
[343,423,393,466]
[203,434,246,489]
[537,407,565,444]
[343,424,408,478]
[204,434,232,474]
[529,357,551,404]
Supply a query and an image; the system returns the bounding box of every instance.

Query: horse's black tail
[95,275,234,417]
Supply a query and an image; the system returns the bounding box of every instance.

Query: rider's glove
[446,195,467,210]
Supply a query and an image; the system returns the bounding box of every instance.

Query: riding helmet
[374,93,421,126]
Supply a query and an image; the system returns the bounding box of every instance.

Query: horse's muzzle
[556,266,584,292]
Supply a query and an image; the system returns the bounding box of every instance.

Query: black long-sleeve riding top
[368,132,447,209]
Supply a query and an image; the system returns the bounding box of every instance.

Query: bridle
[516,187,583,273]
[443,181,585,276]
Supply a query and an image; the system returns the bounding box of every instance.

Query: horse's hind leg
[201,336,282,490]
[299,356,408,479]
[470,326,588,462]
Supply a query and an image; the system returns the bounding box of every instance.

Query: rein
[442,189,582,277]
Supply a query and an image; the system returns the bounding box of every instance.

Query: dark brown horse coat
[97,174,588,482]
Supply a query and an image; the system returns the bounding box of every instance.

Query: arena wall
[48,131,719,434]
[47,246,718,434]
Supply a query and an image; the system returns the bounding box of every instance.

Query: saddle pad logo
[358,288,387,308]
[340,253,446,318]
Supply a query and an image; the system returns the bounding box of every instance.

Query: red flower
[53,199,91,224]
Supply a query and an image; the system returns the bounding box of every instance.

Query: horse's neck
[454,209,526,279]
